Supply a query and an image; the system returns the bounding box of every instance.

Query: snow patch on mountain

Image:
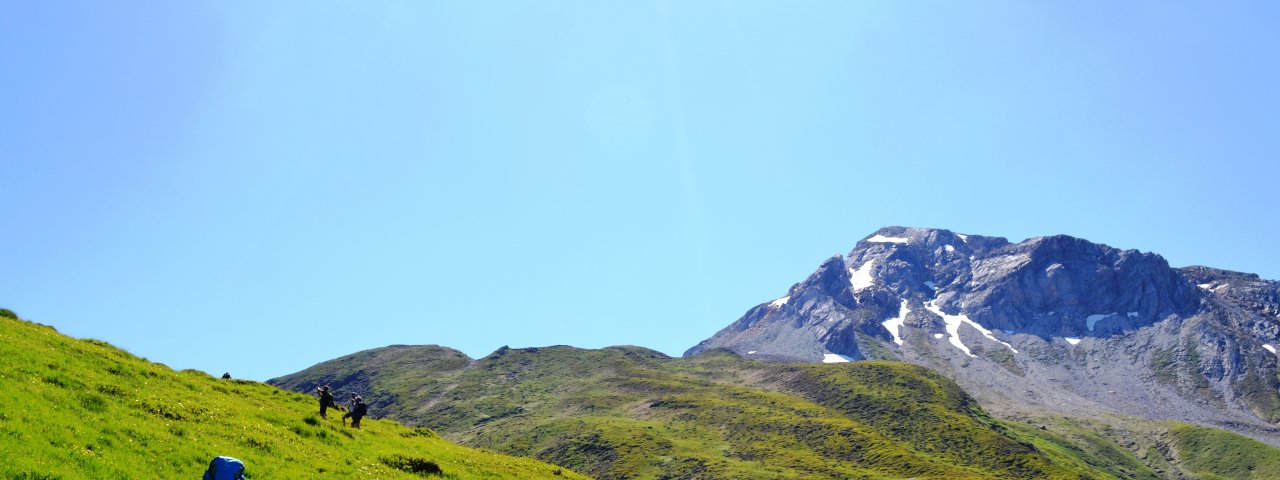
[1065,337,1082,345]
[769,296,790,308]
[848,260,876,290]
[823,353,853,363]
[866,234,909,244]
[1265,344,1277,355]
[881,299,910,346]
[924,301,1018,357]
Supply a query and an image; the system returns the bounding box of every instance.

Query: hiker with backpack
[342,393,358,426]
[340,394,368,429]
[316,385,335,419]
[349,396,368,429]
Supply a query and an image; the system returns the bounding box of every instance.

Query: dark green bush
[380,454,443,476]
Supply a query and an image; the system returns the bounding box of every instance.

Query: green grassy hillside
[1167,424,1280,479]
[0,314,587,479]
[273,345,1164,479]
[947,404,1280,480]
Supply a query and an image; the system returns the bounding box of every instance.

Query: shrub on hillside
[380,455,443,476]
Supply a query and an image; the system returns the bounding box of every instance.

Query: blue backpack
[202,456,245,480]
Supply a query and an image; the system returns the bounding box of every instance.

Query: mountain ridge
[686,226,1280,445]
[271,342,1149,479]
[272,339,1280,479]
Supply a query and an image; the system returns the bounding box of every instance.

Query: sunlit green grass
[1168,423,1280,480]
[276,345,1138,479]
[1001,412,1280,480]
[0,315,587,479]
[279,342,1280,480]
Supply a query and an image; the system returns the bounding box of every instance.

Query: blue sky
[3,2,1278,380]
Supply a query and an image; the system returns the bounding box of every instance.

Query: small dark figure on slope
[317,385,335,419]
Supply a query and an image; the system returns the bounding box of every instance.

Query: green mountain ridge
[0,313,587,479]
[272,343,1280,479]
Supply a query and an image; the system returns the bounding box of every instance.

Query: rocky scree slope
[686,227,1280,444]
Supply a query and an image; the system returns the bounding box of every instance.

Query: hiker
[341,393,357,425]
[317,385,335,419]
[349,396,368,429]
[202,456,245,480]
[221,372,231,380]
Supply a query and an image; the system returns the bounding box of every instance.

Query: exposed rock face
[687,227,1280,444]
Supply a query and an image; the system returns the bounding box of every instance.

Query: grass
[278,343,1280,479]
[1001,419,1163,480]
[1002,412,1280,480]
[0,315,587,479]
[276,345,1140,479]
[1168,423,1280,480]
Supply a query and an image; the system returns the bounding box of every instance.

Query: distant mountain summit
[687,226,1280,444]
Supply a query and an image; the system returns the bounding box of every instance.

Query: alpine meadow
[0,311,585,479]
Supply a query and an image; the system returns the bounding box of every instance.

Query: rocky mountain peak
[818,228,1202,338]
[695,225,1249,354]
[687,227,1280,443]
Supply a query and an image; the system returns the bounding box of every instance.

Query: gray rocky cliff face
[687,226,1280,444]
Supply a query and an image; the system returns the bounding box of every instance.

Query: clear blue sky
[3,2,1278,380]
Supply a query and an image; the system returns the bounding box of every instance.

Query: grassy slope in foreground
[0,315,586,479]
[275,345,1161,479]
